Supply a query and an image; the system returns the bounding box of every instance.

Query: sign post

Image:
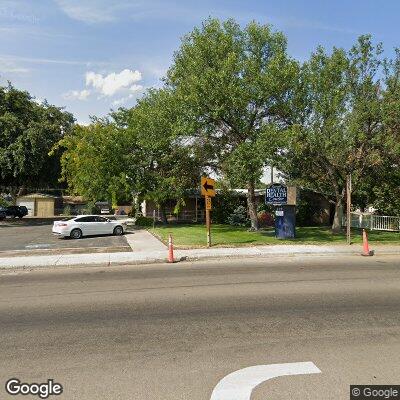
[201,177,216,248]
[205,196,211,248]
[346,174,352,245]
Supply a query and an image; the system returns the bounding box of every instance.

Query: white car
[52,215,124,239]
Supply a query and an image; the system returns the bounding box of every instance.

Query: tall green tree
[167,18,298,230]
[55,120,131,203]
[0,83,74,201]
[278,36,400,231]
[57,89,203,221]
[120,88,204,223]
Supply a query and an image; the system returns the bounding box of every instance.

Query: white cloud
[54,0,149,24]
[0,58,30,74]
[0,53,108,66]
[54,0,196,24]
[54,0,118,23]
[111,86,143,106]
[86,69,142,97]
[63,89,91,100]
[62,69,143,103]
[112,96,132,106]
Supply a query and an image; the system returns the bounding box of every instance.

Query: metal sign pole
[201,177,215,247]
[346,174,351,245]
[205,195,211,247]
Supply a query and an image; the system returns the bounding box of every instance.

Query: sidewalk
[1,241,400,269]
[124,230,167,252]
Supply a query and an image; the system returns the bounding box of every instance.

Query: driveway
[0,219,131,256]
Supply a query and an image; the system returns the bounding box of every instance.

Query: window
[75,216,96,222]
[96,216,107,222]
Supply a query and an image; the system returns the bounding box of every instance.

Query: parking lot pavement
[0,219,131,256]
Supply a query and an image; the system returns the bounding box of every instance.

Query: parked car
[52,215,124,239]
[0,205,28,219]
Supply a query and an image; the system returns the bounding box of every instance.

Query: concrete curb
[1,244,399,270]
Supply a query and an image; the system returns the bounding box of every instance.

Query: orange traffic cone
[362,229,373,256]
[168,234,174,263]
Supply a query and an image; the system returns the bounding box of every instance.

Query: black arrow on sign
[203,182,214,192]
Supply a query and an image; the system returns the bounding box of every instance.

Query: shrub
[212,189,246,224]
[296,189,331,226]
[257,202,274,214]
[62,205,72,216]
[128,204,137,218]
[0,197,11,207]
[136,216,154,227]
[227,205,250,227]
[258,211,274,227]
[82,201,100,215]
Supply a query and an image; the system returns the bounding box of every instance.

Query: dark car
[0,206,29,220]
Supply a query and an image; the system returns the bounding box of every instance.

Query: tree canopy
[0,83,74,200]
[167,18,298,229]
[57,88,203,221]
[276,36,400,229]
[55,120,131,203]
[5,18,400,229]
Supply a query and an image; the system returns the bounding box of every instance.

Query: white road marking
[210,361,321,400]
[25,244,52,249]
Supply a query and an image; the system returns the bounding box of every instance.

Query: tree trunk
[160,203,168,226]
[246,181,259,231]
[332,195,344,233]
[9,187,19,205]
[8,186,28,205]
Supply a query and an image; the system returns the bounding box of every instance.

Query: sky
[1,0,400,125]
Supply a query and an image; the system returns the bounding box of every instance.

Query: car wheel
[70,228,82,239]
[113,226,123,236]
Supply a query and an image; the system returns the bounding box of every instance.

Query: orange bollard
[168,234,174,263]
[362,229,373,256]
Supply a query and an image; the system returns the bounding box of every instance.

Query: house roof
[18,193,56,199]
[184,188,266,198]
[62,195,87,205]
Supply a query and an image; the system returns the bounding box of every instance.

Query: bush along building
[139,187,332,227]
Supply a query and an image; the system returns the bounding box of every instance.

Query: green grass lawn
[149,224,400,248]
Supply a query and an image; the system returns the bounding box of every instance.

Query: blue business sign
[265,184,287,205]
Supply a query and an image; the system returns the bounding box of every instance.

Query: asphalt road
[0,220,131,255]
[1,255,400,399]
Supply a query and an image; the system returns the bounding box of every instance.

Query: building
[141,187,332,226]
[141,189,265,223]
[16,193,56,217]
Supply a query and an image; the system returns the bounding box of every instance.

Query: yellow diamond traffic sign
[201,177,216,197]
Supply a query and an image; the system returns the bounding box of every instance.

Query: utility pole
[270,165,274,184]
[346,174,352,245]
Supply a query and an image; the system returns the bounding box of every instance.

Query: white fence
[343,213,400,232]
